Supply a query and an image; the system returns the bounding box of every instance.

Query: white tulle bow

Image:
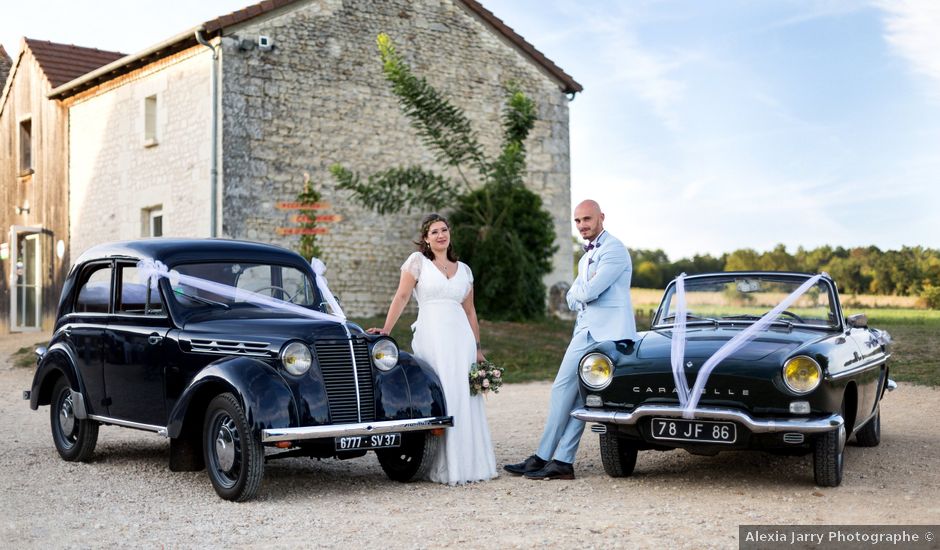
[310,257,345,320]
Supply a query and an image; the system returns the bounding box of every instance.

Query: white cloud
[876,0,940,98]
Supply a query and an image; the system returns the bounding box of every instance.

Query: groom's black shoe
[503,455,547,476]
[524,460,575,480]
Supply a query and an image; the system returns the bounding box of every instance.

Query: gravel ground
[1,332,938,549]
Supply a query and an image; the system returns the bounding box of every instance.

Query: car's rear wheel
[50,378,98,462]
[203,393,264,501]
[813,423,845,487]
[854,405,881,447]
[599,432,638,477]
[377,431,439,482]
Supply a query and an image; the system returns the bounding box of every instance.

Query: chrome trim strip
[88,415,169,437]
[68,390,88,420]
[829,355,889,380]
[571,406,843,434]
[342,326,363,423]
[261,416,454,443]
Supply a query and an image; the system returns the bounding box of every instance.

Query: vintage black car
[25,239,452,501]
[573,272,894,486]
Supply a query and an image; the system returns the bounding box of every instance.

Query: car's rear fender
[166,355,299,440]
[29,342,83,410]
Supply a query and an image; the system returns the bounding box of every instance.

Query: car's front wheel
[854,405,881,447]
[50,378,99,462]
[376,431,439,482]
[599,432,638,477]
[203,393,264,501]
[813,423,845,487]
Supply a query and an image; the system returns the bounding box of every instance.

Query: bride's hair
[416,213,458,262]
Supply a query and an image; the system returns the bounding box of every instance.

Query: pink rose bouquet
[468,360,505,396]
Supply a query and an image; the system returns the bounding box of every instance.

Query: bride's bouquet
[469,360,505,396]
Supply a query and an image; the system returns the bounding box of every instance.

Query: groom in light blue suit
[505,199,637,480]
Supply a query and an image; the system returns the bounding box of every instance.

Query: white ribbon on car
[669,274,693,408]
[310,258,345,320]
[670,273,824,419]
[136,258,346,323]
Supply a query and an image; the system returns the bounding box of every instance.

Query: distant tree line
[624,244,940,306]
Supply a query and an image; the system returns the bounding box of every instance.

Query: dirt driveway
[1,335,937,548]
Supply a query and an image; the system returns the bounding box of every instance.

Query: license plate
[334,433,401,451]
[650,418,737,444]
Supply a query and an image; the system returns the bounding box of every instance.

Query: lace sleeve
[401,252,423,280]
[462,262,474,285]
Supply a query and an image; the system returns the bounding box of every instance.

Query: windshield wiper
[661,313,719,326]
[174,288,229,309]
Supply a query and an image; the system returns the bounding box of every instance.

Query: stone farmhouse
[3,0,581,329]
[0,39,124,333]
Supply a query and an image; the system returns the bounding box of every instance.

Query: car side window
[117,264,165,315]
[75,264,112,314]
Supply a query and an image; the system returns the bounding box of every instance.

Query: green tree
[331,34,556,320]
[295,173,323,261]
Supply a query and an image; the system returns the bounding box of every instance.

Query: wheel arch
[166,356,299,440]
[842,381,858,435]
[30,344,82,410]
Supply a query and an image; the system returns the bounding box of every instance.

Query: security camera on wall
[258,35,273,50]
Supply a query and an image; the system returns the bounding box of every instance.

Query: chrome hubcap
[215,419,237,472]
[59,393,75,435]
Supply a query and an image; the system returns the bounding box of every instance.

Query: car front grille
[313,338,375,423]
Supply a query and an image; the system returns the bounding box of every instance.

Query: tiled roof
[50,0,581,98]
[24,38,125,88]
[0,44,12,83]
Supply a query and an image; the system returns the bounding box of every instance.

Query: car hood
[635,325,829,361]
[181,315,358,343]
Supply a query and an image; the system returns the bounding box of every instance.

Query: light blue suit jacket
[566,231,638,342]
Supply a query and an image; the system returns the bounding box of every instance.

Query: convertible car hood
[635,326,825,361]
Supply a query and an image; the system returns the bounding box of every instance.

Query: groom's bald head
[574,200,605,242]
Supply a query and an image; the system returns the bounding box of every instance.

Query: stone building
[53,0,581,317]
[0,39,123,333]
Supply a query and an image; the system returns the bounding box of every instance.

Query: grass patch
[352,314,575,383]
[10,343,45,369]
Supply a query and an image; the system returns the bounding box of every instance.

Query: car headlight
[579,353,613,389]
[280,341,312,376]
[782,355,821,394]
[371,338,399,371]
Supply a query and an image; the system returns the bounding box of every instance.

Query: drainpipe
[195,29,220,238]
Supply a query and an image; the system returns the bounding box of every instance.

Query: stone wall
[220,0,573,317]
[68,48,214,258]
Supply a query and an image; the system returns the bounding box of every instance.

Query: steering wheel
[249,285,296,302]
[777,310,805,323]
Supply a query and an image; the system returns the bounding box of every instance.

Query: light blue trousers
[536,327,595,464]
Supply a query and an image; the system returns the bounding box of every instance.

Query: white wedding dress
[402,252,498,485]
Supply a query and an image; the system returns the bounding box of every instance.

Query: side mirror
[846,313,868,329]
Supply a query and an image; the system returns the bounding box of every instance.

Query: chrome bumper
[571,405,843,434]
[261,416,453,443]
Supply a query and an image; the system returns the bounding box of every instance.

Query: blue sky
[4,1,938,259]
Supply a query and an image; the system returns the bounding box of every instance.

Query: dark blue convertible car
[573,272,894,486]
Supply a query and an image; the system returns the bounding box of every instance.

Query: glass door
[13,231,42,331]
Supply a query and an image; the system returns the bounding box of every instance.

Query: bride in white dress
[369,213,498,485]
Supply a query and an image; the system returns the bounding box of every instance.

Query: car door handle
[148,334,164,346]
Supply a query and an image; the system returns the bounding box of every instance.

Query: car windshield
[168,262,321,311]
[655,275,838,328]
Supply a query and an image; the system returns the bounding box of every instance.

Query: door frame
[9,225,43,332]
